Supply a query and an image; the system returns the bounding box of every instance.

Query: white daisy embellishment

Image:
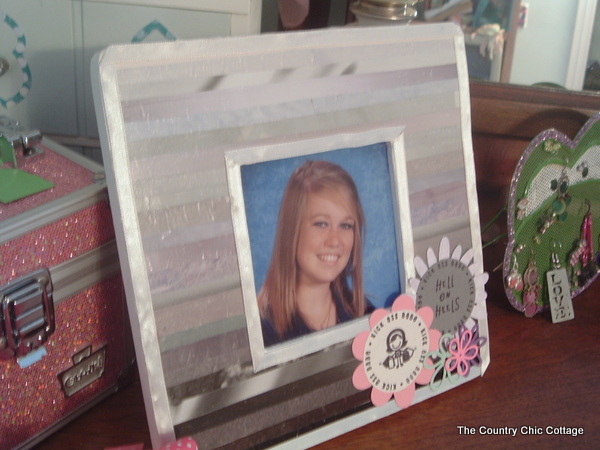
[408,237,488,334]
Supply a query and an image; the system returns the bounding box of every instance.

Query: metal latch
[0,269,55,360]
[0,116,43,160]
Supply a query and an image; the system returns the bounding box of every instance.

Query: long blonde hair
[258,160,366,339]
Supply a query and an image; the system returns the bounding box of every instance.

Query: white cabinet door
[81,1,233,136]
[1,1,261,138]
[0,0,79,135]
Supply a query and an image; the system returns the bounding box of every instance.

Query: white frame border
[225,124,413,371]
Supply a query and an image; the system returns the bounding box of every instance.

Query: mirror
[430,0,600,92]
[260,0,600,93]
[507,0,600,92]
[419,0,600,92]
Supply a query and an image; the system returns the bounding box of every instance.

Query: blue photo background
[241,143,402,308]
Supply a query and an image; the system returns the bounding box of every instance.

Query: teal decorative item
[0,9,32,108]
[131,20,176,43]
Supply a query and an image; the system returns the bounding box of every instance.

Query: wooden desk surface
[38,83,600,448]
[38,244,600,449]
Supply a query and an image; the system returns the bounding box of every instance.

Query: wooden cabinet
[0,0,261,138]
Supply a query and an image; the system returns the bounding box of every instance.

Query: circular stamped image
[352,294,440,408]
[416,257,476,335]
[364,310,430,393]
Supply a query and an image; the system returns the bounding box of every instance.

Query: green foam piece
[0,168,55,203]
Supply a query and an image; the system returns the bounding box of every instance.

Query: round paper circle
[363,310,429,393]
[415,259,475,334]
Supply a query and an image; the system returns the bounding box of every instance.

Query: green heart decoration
[503,112,600,317]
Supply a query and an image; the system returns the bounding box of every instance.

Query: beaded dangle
[506,254,524,292]
[596,234,600,270]
[522,250,541,318]
[569,200,596,287]
[550,167,571,223]
[580,201,597,282]
[580,201,594,266]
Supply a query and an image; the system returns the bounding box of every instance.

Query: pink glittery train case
[0,137,133,449]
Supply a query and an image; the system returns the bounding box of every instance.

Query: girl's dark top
[261,294,373,347]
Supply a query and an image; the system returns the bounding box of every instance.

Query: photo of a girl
[258,160,372,346]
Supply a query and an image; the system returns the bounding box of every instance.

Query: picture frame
[92,22,488,448]
[225,125,412,371]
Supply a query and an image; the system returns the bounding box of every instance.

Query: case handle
[0,268,55,361]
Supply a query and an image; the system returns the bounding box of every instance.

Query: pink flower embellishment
[352,294,441,409]
[444,327,479,377]
[161,437,198,450]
